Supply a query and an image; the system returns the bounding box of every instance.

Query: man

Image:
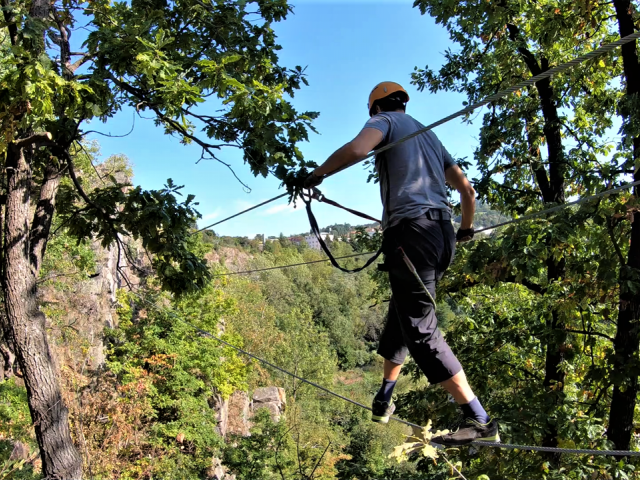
[304,82,499,446]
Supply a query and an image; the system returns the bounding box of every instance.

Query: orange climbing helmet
[368,81,410,117]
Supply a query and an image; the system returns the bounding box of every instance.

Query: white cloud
[234,198,270,212]
[201,208,222,221]
[265,203,297,215]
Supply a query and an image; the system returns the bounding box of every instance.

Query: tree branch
[506,24,543,76]
[607,215,626,264]
[63,150,109,217]
[105,71,251,189]
[565,329,614,342]
[68,53,94,74]
[445,275,545,295]
[1,0,18,46]
[499,360,542,380]
[502,276,546,294]
[52,7,73,80]
[13,133,54,149]
[29,163,64,275]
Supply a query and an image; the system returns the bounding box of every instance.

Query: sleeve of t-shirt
[441,144,456,170]
[363,114,391,140]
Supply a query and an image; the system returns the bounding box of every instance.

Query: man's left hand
[456,227,474,243]
[304,172,323,189]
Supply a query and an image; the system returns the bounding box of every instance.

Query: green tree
[607,0,640,451]
[103,287,248,479]
[0,0,317,475]
[411,0,631,462]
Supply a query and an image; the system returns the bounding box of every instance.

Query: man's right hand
[304,172,323,189]
[456,227,474,243]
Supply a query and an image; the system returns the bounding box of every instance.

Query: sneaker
[430,417,500,446]
[371,399,395,424]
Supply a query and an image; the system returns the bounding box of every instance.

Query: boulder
[9,441,29,461]
[208,457,235,480]
[252,387,286,422]
[252,386,285,405]
[211,392,228,438]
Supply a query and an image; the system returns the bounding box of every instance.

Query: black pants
[377,212,462,385]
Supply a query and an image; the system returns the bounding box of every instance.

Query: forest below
[0,0,639,479]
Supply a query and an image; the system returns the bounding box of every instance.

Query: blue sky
[88,0,482,238]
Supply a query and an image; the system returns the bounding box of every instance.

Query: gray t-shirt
[363,112,455,229]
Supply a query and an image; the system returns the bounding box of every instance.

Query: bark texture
[607,0,640,452]
[3,143,82,479]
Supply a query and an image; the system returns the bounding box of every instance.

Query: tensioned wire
[129,290,640,456]
[212,179,640,277]
[195,31,640,234]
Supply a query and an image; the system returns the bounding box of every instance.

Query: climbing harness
[301,188,383,273]
[303,187,438,307]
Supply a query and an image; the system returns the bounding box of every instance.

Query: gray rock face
[228,391,251,437]
[211,392,228,438]
[213,390,252,438]
[208,457,235,480]
[252,386,286,422]
[252,386,283,404]
[9,440,29,461]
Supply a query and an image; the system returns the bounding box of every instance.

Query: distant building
[304,233,334,251]
[289,236,304,246]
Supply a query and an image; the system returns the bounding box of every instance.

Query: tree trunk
[542,260,567,455]
[607,0,640,452]
[508,23,567,454]
[3,143,82,479]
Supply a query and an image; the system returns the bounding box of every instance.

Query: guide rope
[474,179,640,234]
[195,193,288,234]
[213,252,376,277]
[209,179,640,277]
[129,290,640,457]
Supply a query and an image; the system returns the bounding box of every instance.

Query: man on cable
[304,82,499,446]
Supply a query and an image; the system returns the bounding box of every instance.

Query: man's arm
[313,128,384,177]
[445,164,476,232]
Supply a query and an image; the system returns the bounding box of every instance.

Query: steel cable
[209,179,640,277]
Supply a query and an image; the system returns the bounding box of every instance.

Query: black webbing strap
[310,188,382,224]
[302,193,383,273]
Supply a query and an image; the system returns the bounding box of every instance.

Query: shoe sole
[474,433,500,443]
[431,432,501,447]
[371,414,391,424]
